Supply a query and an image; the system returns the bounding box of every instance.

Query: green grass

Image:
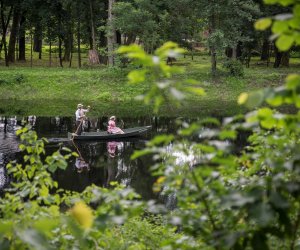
[0,51,299,118]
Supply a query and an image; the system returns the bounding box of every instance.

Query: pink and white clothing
[107,119,124,134]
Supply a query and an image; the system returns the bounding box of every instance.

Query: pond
[0,115,194,202]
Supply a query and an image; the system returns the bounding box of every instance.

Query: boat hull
[68,126,151,140]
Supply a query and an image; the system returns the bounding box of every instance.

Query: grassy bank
[0,54,299,117]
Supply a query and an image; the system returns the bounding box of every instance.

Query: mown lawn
[0,52,299,117]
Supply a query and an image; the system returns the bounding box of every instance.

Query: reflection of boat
[68,126,151,140]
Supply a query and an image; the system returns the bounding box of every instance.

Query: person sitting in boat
[107,116,124,134]
[75,103,90,135]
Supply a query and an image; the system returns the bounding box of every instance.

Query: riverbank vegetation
[0,54,299,117]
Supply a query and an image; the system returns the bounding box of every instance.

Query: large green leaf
[255,18,272,30]
[276,35,295,51]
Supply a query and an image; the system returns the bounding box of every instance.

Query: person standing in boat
[107,116,124,134]
[75,104,90,135]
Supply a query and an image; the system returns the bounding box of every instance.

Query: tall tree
[0,0,12,66]
[76,0,82,68]
[18,14,26,60]
[88,0,99,64]
[107,0,116,66]
[7,4,21,62]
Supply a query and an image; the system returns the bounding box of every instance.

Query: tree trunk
[7,8,21,63]
[33,34,42,52]
[33,24,42,53]
[58,13,63,67]
[77,2,81,68]
[0,5,12,55]
[237,42,242,59]
[69,48,73,68]
[261,39,269,61]
[99,31,108,64]
[30,31,33,67]
[68,24,73,67]
[18,15,26,61]
[58,37,63,67]
[39,45,42,59]
[63,35,71,61]
[34,30,43,59]
[281,51,289,67]
[225,48,232,58]
[209,11,217,76]
[0,2,12,66]
[274,46,282,68]
[49,40,52,67]
[88,0,99,64]
[232,46,237,60]
[107,0,116,66]
[124,34,136,45]
[63,15,73,62]
[211,48,217,75]
[116,31,121,44]
[15,32,19,60]
[191,41,194,61]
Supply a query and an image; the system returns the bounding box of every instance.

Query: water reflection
[72,141,90,173]
[107,141,122,158]
[50,139,155,199]
[0,115,194,199]
[0,153,9,190]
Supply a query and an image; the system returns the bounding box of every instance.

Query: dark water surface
[0,116,188,199]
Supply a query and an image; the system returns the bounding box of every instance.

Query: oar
[74,119,84,135]
[71,118,84,140]
[71,139,84,160]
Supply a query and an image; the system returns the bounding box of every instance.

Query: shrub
[223,59,244,77]
[14,74,26,84]
[0,79,9,85]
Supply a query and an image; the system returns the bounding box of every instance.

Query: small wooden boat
[68,126,151,140]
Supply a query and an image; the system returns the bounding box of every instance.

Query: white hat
[109,116,116,120]
[77,103,83,108]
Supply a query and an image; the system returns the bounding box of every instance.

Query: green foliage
[14,74,26,84]
[223,59,245,77]
[131,64,300,249]
[121,1,300,248]
[0,79,9,85]
[118,42,205,113]
[114,0,200,51]
[254,0,300,51]
[0,126,180,249]
[96,91,112,101]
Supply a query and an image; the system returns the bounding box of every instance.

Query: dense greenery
[0,0,300,249]
[0,0,298,71]
[0,55,299,117]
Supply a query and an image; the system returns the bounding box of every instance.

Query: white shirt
[75,108,89,121]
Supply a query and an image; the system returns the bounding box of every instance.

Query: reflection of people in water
[72,140,90,173]
[28,115,36,126]
[107,141,119,158]
[106,141,126,187]
[75,157,90,173]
